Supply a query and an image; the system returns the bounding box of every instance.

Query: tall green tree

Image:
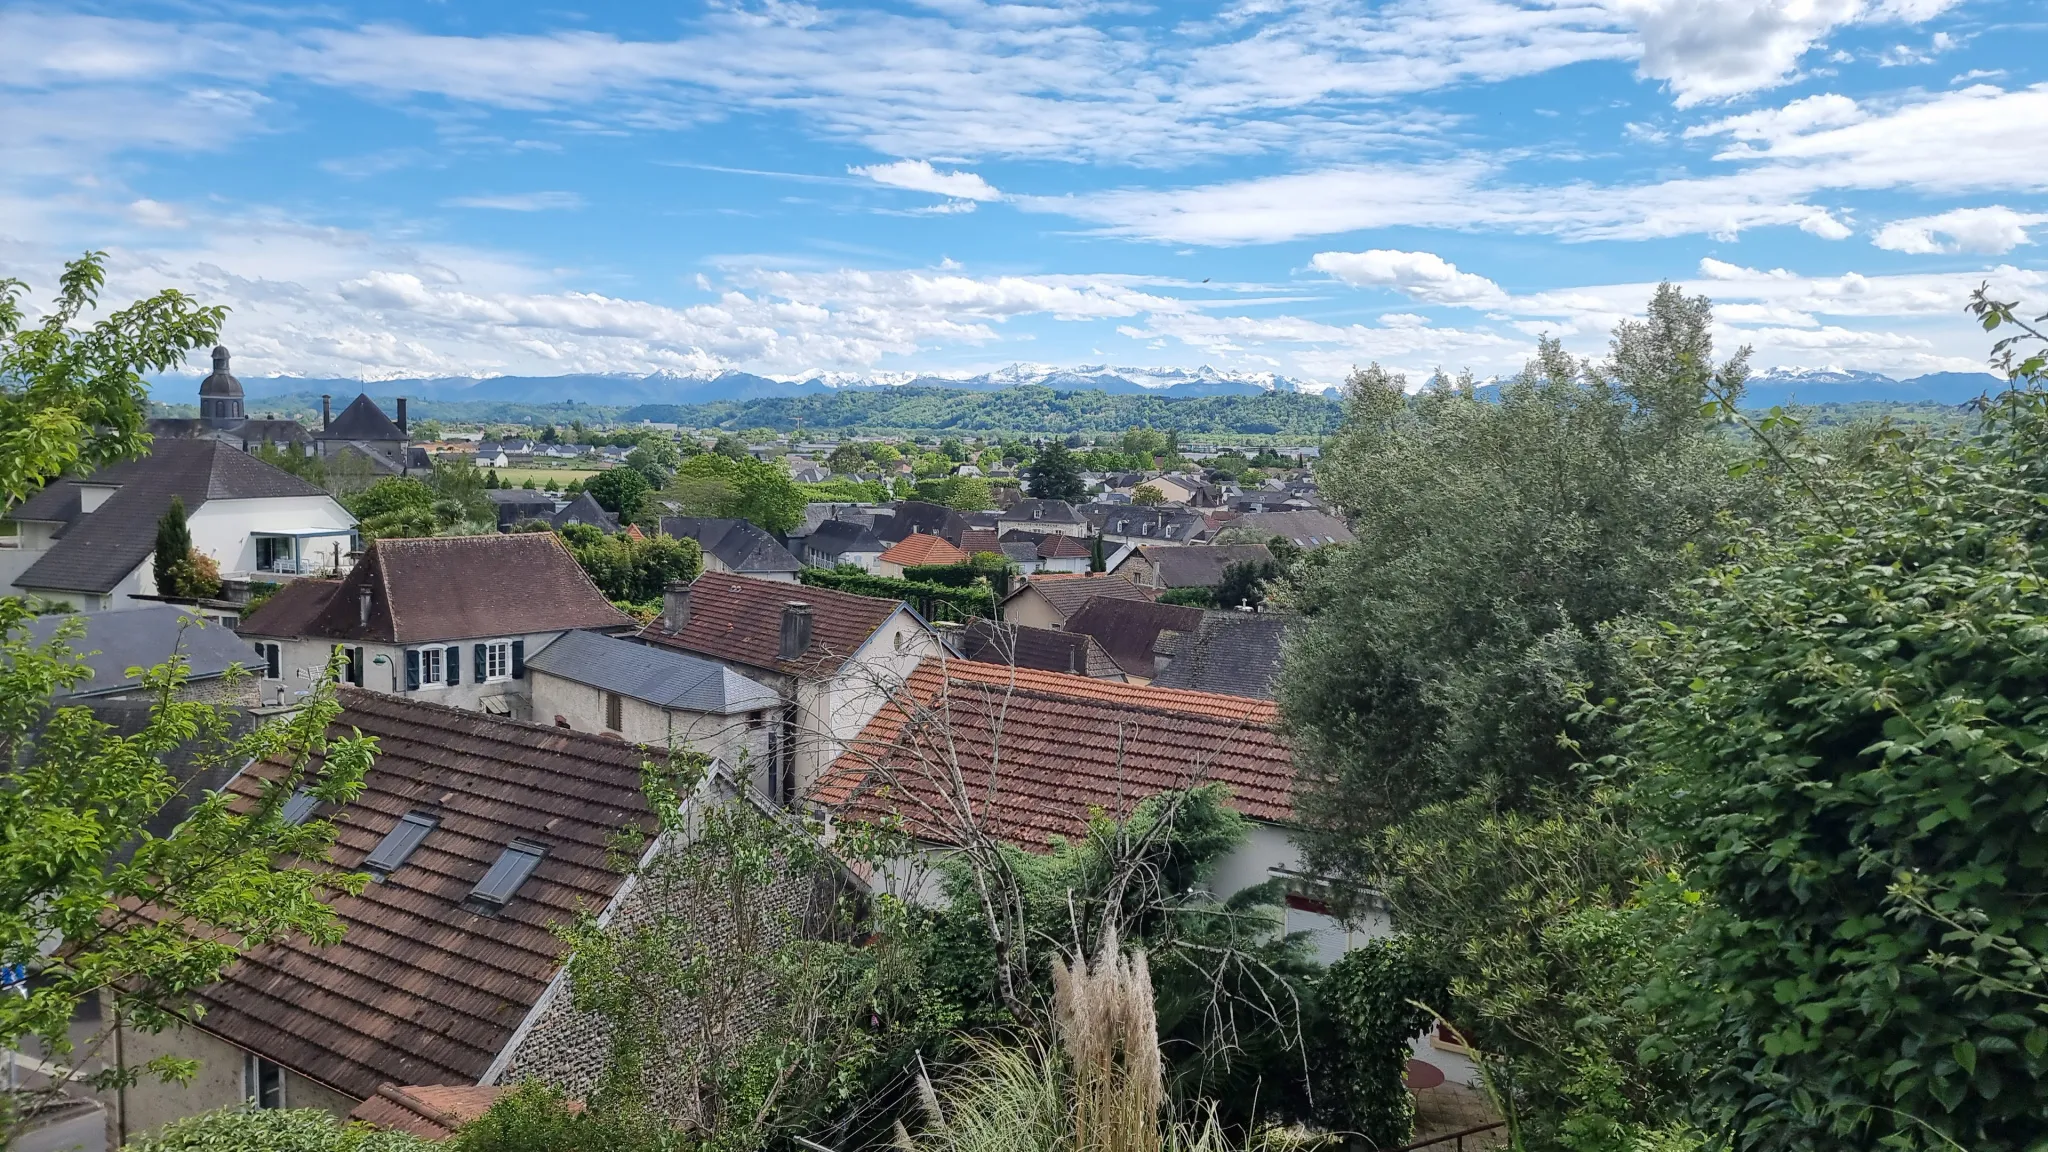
[152,495,196,597]
[666,453,804,533]
[1282,285,1760,890]
[1025,440,1085,503]
[1617,354,2048,1148]
[585,466,653,521]
[0,252,224,504]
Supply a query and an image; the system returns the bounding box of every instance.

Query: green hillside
[618,384,1345,436]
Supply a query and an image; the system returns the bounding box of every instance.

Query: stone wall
[492,820,843,1123]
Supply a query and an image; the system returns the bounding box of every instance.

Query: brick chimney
[662,580,693,632]
[396,397,408,435]
[321,394,332,431]
[779,602,814,661]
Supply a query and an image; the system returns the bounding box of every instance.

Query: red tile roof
[192,691,655,1101]
[350,1084,509,1140]
[240,534,631,644]
[880,533,969,568]
[810,656,1291,850]
[637,574,904,678]
[957,528,1002,555]
[1037,533,1093,560]
[1064,597,1206,680]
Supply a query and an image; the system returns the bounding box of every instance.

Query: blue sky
[4,0,2044,387]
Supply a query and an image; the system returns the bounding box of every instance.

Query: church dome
[199,345,242,398]
[199,345,245,427]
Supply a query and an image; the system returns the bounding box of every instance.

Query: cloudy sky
[4,0,2044,386]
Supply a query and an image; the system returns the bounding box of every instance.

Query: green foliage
[1619,387,2048,1150]
[801,565,996,623]
[152,495,196,596]
[0,251,225,504]
[448,1081,668,1152]
[125,1105,430,1151]
[557,752,946,1152]
[1308,937,1447,1148]
[1158,587,1214,608]
[0,615,375,1135]
[585,465,653,521]
[937,474,995,511]
[345,476,435,521]
[1213,558,1279,611]
[562,528,702,606]
[798,478,891,504]
[1282,286,1762,893]
[904,553,1013,599]
[1381,798,1706,1151]
[1026,441,1086,503]
[917,787,1319,1131]
[670,452,805,533]
[1133,484,1165,506]
[252,442,327,486]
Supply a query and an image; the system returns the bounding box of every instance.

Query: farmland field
[488,467,603,487]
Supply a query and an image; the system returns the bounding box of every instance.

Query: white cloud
[442,192,585,211]
[849,159,1001,201]
[1311,250,1509,307]
[1872,206,2046,255]
[1618,0,1865,106]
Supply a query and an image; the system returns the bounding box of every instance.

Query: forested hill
[618,383,1345,435]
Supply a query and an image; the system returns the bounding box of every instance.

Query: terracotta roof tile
[810,657,1290,850]
[637,574,903,678]
[241,534,631,644]
[881,533,969,568]
[957,528,1002,555]
[350,1084,508,1140]
[192,691,654,1101]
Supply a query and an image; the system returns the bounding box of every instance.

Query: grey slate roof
[999,499,1086,527]
[1122,544,1275,589]
[805,518,886,558]
[1151,612,1286,699]
[27,604,257,699]
[879,500,971,544]
[1226,510,1355,548]
[12,440,333,595]
[1084,504,1209,542]
[318,394,406,442]
[660,517,800,573]
[552,492,620,533]
[526,628,780,714]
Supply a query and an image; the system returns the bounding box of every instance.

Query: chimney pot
[358,585,372,628]
[321,395,332,431]
[662,580,694,632]
[396,397,408,435]
[779,601,814,661]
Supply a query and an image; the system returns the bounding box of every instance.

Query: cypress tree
[153,496,193,597]
[1089,533,1106,573]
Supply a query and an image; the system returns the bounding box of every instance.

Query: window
[251,642,281,680]
[466,839,548,913]
[418,647,443,687]
[484,641,511,681]
[279,788,319,826]
[363,811,438,879]
[244,1054,286,1109]
[604,691,623,732]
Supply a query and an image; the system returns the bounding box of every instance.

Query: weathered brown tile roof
[195,691,655,1101]
[1035,533,1093,560]
[880,533,968,568]
[998,572,1154,623]
[240,534,631,644]
[810,656,1290,850]
[1064,597,1206,680]
[954,618,1123,680]
[636,574,904,679]
[956,528,1002,555]
[350,1083,508,1140]
[1128,544,1276,590]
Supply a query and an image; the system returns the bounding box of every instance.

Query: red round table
[1405,1058,1446,1089]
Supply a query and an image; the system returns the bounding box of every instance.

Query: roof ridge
[336,688,650,764]
[925,656,1276,722]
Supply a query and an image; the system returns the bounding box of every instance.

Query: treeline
[618,384,1345,435]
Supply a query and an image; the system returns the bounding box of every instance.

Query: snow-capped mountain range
[172,362,2008,408]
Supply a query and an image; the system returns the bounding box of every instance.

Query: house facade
[633,575,944,802]
[2,439,356,612]
[526,627,780,774]
[997,572,1155,631]
[236,534,631,719]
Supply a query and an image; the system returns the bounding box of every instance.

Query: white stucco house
[236,533,633,718]
[2,439,356,612]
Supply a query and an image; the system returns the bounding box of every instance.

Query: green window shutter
[266,644,280,679]
[474,644,487,682]
[511,639,525,679]
[350,647,364,687]
[405,649,419,691]
[446,646,461,685]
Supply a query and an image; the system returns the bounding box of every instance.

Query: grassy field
[489,467,603,487]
